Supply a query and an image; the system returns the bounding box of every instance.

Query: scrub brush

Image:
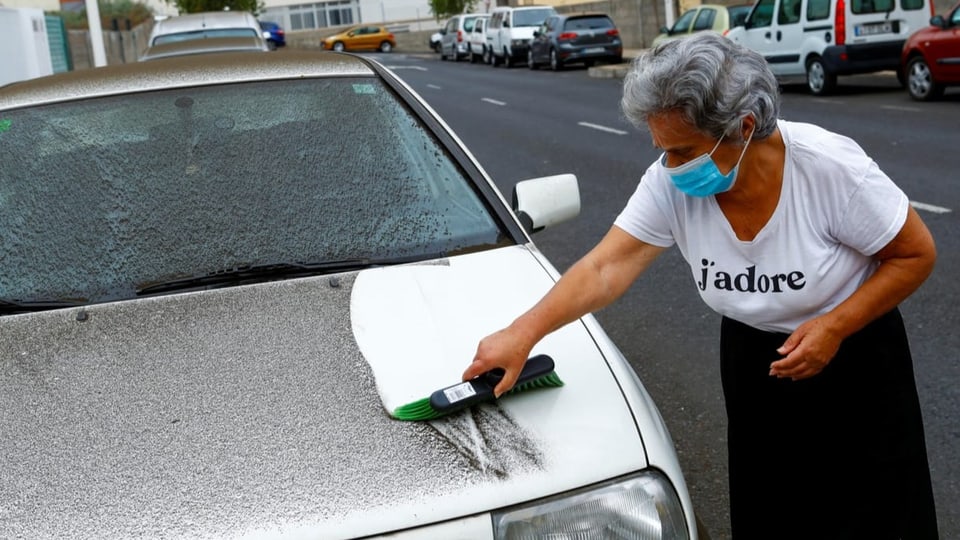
[391,354,564,421]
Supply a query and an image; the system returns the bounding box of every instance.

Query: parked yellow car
[652,4,751,46]
[321,25,396,52]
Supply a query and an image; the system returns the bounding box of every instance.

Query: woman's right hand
[462,326,534,398]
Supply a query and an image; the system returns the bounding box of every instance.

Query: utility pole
[84,0,107,66]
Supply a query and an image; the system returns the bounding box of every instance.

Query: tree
[427,0,478,21]
[165,0,265,16]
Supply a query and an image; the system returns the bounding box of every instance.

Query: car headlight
[492,470,689,540]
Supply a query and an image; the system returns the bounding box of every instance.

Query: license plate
[583,47,605,54]
[855,22,893,36]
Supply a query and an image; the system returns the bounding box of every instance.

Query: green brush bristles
[391,371,565,422]
[392,396,438,421]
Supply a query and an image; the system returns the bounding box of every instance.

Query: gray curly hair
[621,32,780,140]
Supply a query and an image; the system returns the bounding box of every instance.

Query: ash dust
[426,403,545,480]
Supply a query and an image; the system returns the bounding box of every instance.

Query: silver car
[0,51,700,539]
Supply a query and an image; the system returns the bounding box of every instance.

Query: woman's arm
[462,225,667,396]
[770,206,936,380]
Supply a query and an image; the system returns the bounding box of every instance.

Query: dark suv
[527,13,623,71]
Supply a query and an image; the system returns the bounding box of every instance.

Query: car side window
[851,0,895,14]
[693,8,717,30]
[671,9,698,33]
[952,5,960,24]
[778,0,802,24]
[807,0,831,20]
[900,0,925,9]
[746,0,776,28]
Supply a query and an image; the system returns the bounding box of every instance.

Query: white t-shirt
[614,120,908,333]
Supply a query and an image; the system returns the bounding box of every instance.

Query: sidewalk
[587,48,644,79]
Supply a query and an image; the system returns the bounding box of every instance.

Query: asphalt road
[370,51,959,539]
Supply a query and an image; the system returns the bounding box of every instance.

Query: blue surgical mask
[662,129,754,197]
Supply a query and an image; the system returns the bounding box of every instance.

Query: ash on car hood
[0,246,646,539]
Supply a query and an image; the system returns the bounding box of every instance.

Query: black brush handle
[429,354,555,414]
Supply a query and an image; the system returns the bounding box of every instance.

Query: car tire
[503,48,513,68]
[492,51,502,67]
[469,45,477,63]
[333,41,345,52]
[527,49,539,70]
[267,40,277,51]
[906,56,943,101]
[484,48,493,65]
[379,41,393,53]
[550,49,563,71]
[805,56,836,96]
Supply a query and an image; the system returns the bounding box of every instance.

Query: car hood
[0,246,648,539]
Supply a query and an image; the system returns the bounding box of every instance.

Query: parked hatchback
[0,50,700,539]
[259,20,286,49]
[321,25,396,52]
[528,12,623,70]
[900,1,960,100]
[652,3,752,46]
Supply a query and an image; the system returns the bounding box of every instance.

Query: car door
[487,12,503,55]
[733,0,806,76]
[531,16,555,61]
[928,5,960,83]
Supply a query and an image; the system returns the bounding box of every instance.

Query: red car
[900,1,960,101]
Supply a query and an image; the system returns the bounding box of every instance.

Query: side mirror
[440,28,447,35]
[512,174,580,234]
[533,30,540,37]
[929,14,946,28]
[503,20,511,28]
[659,25,669,33]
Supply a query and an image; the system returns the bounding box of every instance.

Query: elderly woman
[463,32,939,537]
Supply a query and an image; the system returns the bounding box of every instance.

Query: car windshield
[153,28,260,45]
[0,77,506,307]
[513,8,555,27]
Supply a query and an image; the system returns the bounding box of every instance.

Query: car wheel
[267,40,277,51]
[432,42,441,53]
[492,51,502,67]
[484,48,493,65]
[906,56,943,101]
[527,49,539,70]
[469,45,477,63]
[503,48,513,68]
[333,41,345,52]
[379,41,393,53]
[550,49,563,71]
[805,56,836,96]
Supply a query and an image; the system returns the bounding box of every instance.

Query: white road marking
[426,84,442,90]
[578,121,629,135]
[481,98,507,106]
[881,105,922,112]
[911,201,952,214]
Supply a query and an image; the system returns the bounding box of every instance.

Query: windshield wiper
[136,255,438,296]
[0,298,87,315]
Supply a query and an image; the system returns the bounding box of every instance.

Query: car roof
[153,11,257,34]
[0,51,375,110]
[139,36,270,61]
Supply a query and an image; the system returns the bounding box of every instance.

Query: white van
[486,5,558,67]
[726,0,934,94]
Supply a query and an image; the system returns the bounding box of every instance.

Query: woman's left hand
[769,316,843,380]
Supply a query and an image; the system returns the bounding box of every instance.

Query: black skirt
[720,309,939,539]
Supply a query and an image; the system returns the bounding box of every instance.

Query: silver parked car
[0,51,700,539]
